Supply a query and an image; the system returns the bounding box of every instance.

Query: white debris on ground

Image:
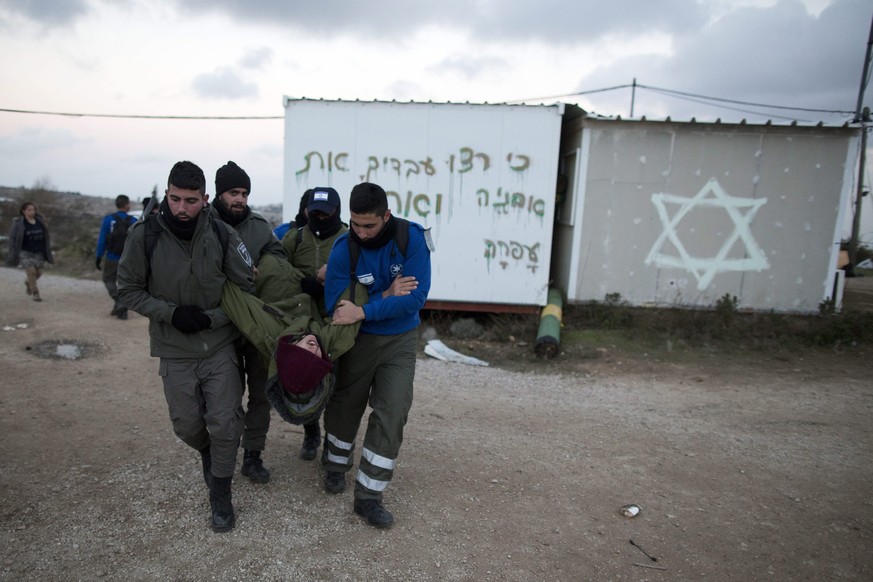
[424,339,489,366]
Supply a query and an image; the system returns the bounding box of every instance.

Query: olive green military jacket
[281,223,348,317]
[210,207,285,268]
[118,209,255,359]
[221,253,365,365]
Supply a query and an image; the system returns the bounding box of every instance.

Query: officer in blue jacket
[322,182,432,529]
[95,194,138,320]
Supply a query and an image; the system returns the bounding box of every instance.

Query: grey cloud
[572,0,870,123]
[431,54,511,80]
[465,0,707,44]
[192,68,259,100]
[181,0,707,45]
[240,47,273,70]
[0,0,90,27]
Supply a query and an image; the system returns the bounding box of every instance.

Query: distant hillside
[0,185,285,279]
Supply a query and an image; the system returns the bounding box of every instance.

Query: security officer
[117,160,254,533]
[322,182,432,528]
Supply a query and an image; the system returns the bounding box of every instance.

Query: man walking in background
[95,195,137,320]
[117,160,255,533]
[211,160,287,484]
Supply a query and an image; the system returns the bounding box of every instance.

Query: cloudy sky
[0,0,871,218]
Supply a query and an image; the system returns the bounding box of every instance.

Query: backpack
[142,214,229,276]
[106,212,135,256]
[348,217,410,303]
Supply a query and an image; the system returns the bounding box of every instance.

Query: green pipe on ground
[534,288,563,358]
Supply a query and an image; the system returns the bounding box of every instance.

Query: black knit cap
[215,161,251,195]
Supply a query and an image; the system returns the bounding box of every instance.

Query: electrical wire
[0,108,282,120]
[503,84,633,104]
[636,83,854,116]
[640,86,815,122]
[0,81,862,120]
[508,82,857,120]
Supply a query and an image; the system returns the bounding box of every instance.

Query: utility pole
[849,13,873,268]
[630,78,637,118]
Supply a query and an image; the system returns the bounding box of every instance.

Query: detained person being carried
[219,253,361,430]
[220,250,418,434]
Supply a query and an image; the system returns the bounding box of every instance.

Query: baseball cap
[308,187,340,214]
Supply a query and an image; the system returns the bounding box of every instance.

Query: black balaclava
[307,210,343,239]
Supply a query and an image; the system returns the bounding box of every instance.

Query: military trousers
[101,258,120,302]
[240,340,271,451]
[160,342,245,478]
[323,328,417,500]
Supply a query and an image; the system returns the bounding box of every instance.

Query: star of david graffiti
[645,178,769,290]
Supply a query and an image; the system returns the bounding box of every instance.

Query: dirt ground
[0,267,871,581]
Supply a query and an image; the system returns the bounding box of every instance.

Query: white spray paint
[645,178,770,290]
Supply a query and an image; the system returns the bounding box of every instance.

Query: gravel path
[1,267,871,581]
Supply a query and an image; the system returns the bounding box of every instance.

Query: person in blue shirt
[322,182,432,529]
[95,194,138,319]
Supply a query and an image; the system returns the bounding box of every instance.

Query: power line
[637,83,854,116]
[0,81,860,120]
[504,84,633,105]
[511,82,856,118]
[0,107,282,120]
[640,86,815,122]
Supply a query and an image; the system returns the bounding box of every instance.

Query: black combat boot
[354,498,394,529]
[324,471,346,494]
[209,476,235,533]
[300,421,321,461]
[198,445,212,487]
[241,449,271,483]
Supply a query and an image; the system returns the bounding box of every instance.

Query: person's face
[294,334,322,358]
[349,209,390,241]
[218,188,249,216]
[22,205,36,219]
[166,185,206,221]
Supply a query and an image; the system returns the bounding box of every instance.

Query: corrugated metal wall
[554,118,859,313]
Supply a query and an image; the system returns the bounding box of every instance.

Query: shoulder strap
[142,214,163,282]
[143,214,162,263]
[212,219,229,256]
[348,235,360,304]
[393,217,410,258]
[284,226,303,256]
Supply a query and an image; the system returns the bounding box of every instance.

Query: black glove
[300,276,322,298]
[95,257,102,270]
[171,305,212,334]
